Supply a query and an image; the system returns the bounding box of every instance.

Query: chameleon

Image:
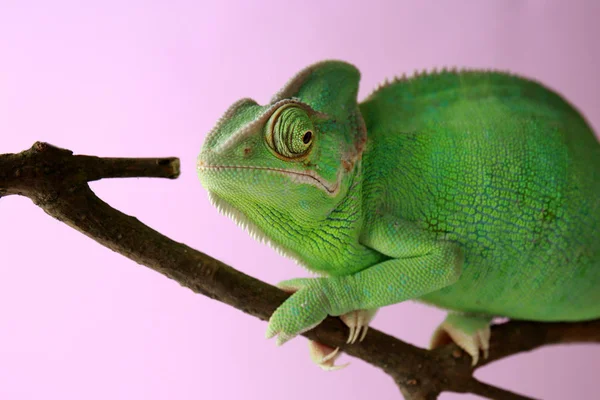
[196,60,600,369]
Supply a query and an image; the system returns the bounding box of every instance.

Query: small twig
[1,142,599,399]
[79,156,180,181]
[463,380,538,400]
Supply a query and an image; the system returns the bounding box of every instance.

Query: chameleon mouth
[197,161,340,195]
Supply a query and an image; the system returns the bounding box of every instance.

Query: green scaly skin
[197,61,600,367]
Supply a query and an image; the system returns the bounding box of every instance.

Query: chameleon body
[197,61,600,367]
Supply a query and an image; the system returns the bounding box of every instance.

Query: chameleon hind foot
[430,313,492,366]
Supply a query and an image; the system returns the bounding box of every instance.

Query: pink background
[1,1,599,399]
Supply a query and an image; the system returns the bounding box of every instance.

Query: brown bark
[1,142,599,400]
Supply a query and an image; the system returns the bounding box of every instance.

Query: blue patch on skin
[399,273,408,286]
[299,200,309,210]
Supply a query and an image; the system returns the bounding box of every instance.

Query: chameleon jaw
[196,162,341,196]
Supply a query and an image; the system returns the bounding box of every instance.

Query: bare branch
[461,380,538,400]
[1,142,598,399]
[79,155,180,181]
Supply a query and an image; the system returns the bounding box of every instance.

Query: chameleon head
[197,61,366,247]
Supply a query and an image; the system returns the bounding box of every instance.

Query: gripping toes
[269,277,378,371]
[430,313,492,366]
[305,309,377,371]
[266,277,329,346]
[308,341,349,371]
[340,308,378,344]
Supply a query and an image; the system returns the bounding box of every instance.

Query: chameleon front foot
[307,308,377,371]
[340,308,378,344]
[308,341,349,371]
[430,313,492,366]
[270,277,378,369]
[266,277,330,346]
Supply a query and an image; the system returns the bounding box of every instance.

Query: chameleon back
[359,71,600,321]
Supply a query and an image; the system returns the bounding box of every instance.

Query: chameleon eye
[266,105,314,159]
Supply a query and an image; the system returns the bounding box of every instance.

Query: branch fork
[1,142,598,400]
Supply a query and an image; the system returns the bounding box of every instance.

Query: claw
[346,326,356,344]
[340,309,377,344]
[309,341,350,371]
[359,325,369,342]
[430,315,492,366]
[478,329,490,360]
[320,346,340,363]
[351,324,361,344]
[354,311,369,343]
[324,362,350,371]
[351,314,362,343]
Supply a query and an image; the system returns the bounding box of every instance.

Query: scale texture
[197,61,600,365]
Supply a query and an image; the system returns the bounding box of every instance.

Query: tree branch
[1,142,599,400]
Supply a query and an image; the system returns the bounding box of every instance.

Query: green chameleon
[197,61,600,369]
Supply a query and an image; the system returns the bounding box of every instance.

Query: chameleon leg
[267,242,462,345]
[430,313,493,366]
[278,278,377,370]
[266,213,462,346]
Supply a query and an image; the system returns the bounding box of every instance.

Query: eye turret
[266,104,314,159]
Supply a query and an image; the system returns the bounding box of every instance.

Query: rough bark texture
[1,142,599,400]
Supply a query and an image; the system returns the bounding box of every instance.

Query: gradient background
[1,1,599,399]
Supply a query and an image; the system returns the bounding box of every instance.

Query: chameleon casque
[197,61,600,369]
